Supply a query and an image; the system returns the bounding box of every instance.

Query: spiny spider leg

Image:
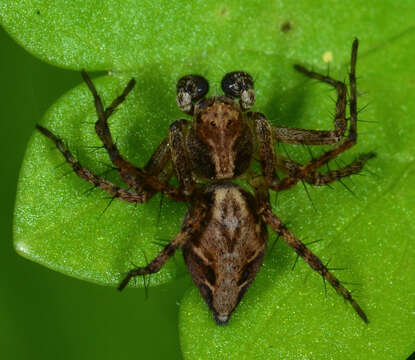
[275,153,375,186]
[118,204,207,291]
[271,58,348,145]
[270,39,375,191]
[81,71,186,202]
[103,78,136,119]
[118,118,199,290]
[261,206,368,323]
[36,125,151,203]
[251,108,374,188]
[252,182,368,323]
[38,72,185,202]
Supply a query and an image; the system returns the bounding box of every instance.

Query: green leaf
[14,75,189,286]
[7,0,415,358]
[1,0,412,72]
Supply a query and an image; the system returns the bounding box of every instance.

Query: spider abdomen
[183,182,267,325]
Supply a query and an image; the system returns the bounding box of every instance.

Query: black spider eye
[176,75,209,114]
[221,71,255,110]
[221,71,254,98]
[177,75,209,102]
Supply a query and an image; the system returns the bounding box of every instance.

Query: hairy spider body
[183,182,266,325]
[37,39,373,325]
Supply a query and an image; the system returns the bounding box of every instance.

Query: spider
[37,39,373,325]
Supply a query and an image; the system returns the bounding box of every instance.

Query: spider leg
[169,119,196,195]
[82,71,185,202]
[262,207,368,323]
[137,136,175,201]
[271,39,367,191]
[251,181,368,323]
[271,41,361,146]
[250,112,279,187]
[275,153,375,186]
[36,125,152,203]
[250,110,373,189]
[118,204,207,290]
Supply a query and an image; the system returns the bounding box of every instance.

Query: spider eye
[221,71,255,110]
[221,71,254,97]
[176,75,209,114]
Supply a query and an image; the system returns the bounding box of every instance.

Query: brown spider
[37,39,373,325]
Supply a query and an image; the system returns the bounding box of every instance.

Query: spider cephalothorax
[37,39,373,325]
[187,95,254,180]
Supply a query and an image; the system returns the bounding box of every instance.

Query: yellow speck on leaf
[322,51,333,63]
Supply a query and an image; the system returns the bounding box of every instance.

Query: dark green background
[0,27,185,360]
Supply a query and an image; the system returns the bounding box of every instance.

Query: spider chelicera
[37,39,373,325]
